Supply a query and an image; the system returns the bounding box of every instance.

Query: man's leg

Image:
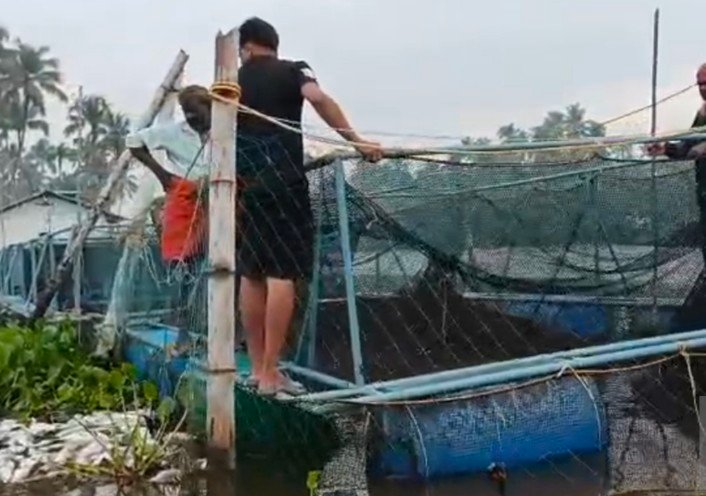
[259,277,297,391]
[239,276,267,382]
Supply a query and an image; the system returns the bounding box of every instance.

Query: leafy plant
[0,320,159,420]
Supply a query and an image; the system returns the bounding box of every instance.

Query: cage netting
[105,141,706,493]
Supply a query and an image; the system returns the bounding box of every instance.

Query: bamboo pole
[206,28,238,462]
[32,50,189,319]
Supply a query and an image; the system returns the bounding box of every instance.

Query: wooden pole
[206,28,238,463]
[32,51,189,319]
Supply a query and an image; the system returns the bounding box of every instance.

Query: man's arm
[126,127,176,191]
[295,62,382,162]
[129,146,176,191]
[659,110,706,159]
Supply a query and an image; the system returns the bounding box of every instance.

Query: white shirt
[125,121,210,179]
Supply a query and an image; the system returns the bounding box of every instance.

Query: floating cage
[111,154,706,494]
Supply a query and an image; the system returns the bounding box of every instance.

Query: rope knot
[210,81,242,104]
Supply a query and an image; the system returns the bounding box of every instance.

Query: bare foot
[257,371,305,396]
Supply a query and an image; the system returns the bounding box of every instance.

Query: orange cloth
[160,176,250,263]
[161,178,207,262]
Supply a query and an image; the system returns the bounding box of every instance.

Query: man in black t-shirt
[650,63,706,264]
[235,17,382,395]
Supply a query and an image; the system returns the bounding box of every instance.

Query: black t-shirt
[236,56,317,192]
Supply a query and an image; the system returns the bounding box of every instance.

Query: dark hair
[239,17,279,51]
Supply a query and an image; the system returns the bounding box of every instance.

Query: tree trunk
[16,91,30,159]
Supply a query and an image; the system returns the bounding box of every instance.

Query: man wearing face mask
[235,17,383,395]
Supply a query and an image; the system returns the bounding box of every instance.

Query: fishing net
[102,129,706,494]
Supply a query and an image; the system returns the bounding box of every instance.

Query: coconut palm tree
[0,41,66,157]
[1,98,49,154]
[64,94,109,147]
[564,103,605,139]
[0,99,49,192]
[101,109,131,159]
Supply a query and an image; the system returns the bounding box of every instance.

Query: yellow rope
[209,81,242,104]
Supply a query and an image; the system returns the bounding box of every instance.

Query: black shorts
[237,184,314,280]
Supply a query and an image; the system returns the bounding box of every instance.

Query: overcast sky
[4,0,706,147]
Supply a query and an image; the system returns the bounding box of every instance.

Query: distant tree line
[457,103,611,164]
[0,26,131,206]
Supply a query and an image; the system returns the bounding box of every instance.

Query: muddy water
[1,455,608,496]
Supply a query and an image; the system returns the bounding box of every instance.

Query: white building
[0,190,123,248]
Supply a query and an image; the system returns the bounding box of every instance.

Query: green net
[100,141,706,494]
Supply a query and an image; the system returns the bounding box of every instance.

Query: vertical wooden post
[206,28,238,463]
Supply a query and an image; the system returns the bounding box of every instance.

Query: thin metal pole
[294,326,706,403]
[206,28,238,465]
[305,188,324,368]
[353,335,706,404]
[650,8,660,317]
[335,161,365,385]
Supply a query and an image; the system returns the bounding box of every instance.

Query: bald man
[651,64,706,264]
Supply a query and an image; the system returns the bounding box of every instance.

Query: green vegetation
[0,320,159,420]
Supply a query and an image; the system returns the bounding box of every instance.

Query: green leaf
[142,382,159,404]
[156,397,176,423]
